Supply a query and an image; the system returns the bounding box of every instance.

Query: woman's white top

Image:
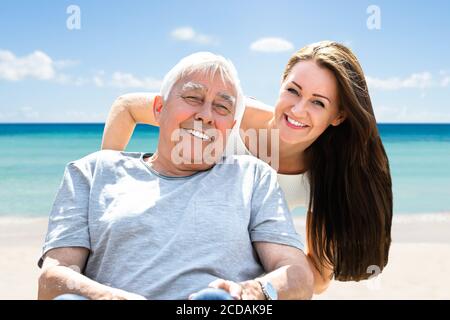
[226,128,309,211]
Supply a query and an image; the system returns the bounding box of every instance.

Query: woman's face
[273,60,345,146]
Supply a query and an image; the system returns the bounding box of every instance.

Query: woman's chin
[279,131,310,146]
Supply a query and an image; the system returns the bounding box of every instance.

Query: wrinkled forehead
[175,71,237,102]
[182,81,236,104]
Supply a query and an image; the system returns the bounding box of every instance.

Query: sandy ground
[294,214,450,300]
[1,213,449,300]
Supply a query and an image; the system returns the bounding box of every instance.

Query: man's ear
[331,110,347,126]
[153,95,163,123]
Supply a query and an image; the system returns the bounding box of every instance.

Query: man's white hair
[160,52,245,126]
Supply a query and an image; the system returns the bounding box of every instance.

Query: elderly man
[38,52,314,300]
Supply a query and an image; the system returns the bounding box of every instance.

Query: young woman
[101,41,393,293]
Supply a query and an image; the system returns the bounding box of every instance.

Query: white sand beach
[1,213,449,300]
[295,214,450,300]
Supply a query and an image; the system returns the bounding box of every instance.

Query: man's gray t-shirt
[41,150,303,299]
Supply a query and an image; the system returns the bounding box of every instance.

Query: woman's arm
[100,93,274,151]
[101,93,158,151]
[306,253,333,294]
[240,97,274,131]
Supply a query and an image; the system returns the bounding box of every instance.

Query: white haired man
[38,52,314,300]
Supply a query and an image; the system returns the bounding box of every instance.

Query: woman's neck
[268,119,309,175]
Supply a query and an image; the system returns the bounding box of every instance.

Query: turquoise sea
[1,123,449,217]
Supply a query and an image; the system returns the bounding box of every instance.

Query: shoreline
[1,212,449,300]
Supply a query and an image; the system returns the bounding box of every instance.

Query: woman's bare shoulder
[241,97,274,130]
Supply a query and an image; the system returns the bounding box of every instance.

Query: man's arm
[208,242,314,300]
[251,242,314,299]
[38,247,146,300]
[101,93,158,151]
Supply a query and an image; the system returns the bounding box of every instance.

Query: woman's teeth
[186,129,211,141]
[286,115,309,128]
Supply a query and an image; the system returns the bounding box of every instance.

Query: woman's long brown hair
[283,41,393,281]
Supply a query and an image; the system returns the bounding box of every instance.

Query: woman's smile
[283,114,310,130]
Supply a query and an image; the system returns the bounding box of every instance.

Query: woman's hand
[101,92,159,151]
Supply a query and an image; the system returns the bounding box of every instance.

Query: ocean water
[0,123,449,217]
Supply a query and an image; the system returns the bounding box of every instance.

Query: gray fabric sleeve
[40,162,92,264]
[249,169,304,251]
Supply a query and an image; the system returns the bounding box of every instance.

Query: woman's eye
[287,88,299,96]
[313,100,325,108]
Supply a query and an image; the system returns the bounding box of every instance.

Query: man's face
[155,71,237,171]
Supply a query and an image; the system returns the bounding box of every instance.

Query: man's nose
[194,102,214,124]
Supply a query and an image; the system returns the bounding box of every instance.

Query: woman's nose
[291,99,308,116]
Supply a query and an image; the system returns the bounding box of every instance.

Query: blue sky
[0,0,449,123]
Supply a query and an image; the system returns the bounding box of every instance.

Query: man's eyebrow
[291,81,331,103]
[181,82,206,92]
[217,92,236,105]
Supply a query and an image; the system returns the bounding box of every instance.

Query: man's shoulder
[69,150,144,171]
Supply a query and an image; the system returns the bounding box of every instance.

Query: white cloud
[53,59,80,69]
[20,106,40,120]
[373,104,450,123]
[366,72,435,90]
[367,71,450,92]
[0,49,83,85]
[171,27,195,41]
[0,108,106,122]
[343,40,354,48]
[441,76,450,87]
[93,77,104,87]
[373,105,408,122]
[171,27,217,45]
[0,111,17,120]
[0,50,162,90]
[0,106,40,121]
[64,110,106,122]
[88,70,105,87]
[439,71,450,87]
[110,72,162,90]
[250,37,294,53]
[0,50,55,81]
[367,71,450,91]
[369,72,450,122]
[54,74,89,86]
[50,69,161,89]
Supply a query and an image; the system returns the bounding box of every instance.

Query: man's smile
[183,128,212,141]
